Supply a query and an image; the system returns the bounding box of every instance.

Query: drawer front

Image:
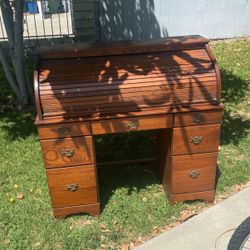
[171,153,217,194]
[172,124,221,155]
[46,165,98,208]
[174,110,223,127]
[41,136,94,168]
[38,122,91,139]
[92,115,173,135]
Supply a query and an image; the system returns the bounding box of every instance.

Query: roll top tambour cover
[35,35,221,120]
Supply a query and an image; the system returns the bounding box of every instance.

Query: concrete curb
[134,187,250,250]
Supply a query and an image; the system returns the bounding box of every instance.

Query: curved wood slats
[38,50,211,83]
[41,85,217,116]
[35,37,220,120]
[40,80,216,103]
[205,44,222,102]
[34,56,43,120]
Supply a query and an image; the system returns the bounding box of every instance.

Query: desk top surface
[36,35,209,59]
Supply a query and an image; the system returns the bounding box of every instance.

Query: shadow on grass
[220,111,250,145]
[94,130,159,210]
[0,110,37,141]
[220,68,250,145]
[98,163,160,211]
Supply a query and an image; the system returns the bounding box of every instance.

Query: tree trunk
[0,0,32,105]
[0,47,22,101]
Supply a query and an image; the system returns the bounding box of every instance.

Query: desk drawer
[92,114,173,135]
[41,136,94,168]
[174,110,223,127]
[38,122,91,139]
[172,124,221,155]
[171,153,217,194]
[47,165,98,208]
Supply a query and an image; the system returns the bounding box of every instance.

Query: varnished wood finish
[53,203,100,219]
[35,37,219,120]
[172,124,221,155]
[205,44,222,102]
[92,115,173,135]
[156,129,172,181]
[171,153,217,194]
[34,56,43,120]
[46,165,99,207]
[34,36,223,218]
[38,122,91,139]
[169,190,215,204]
[174,110,223,127]
[35,103,224,125]
[36,35,209,59]
[40,136,94,168]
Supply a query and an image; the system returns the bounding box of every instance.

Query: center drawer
[92,114,173,135]
[46,165,99,208]
[40,136,94,168]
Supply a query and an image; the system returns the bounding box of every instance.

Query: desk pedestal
[38,109,223,218]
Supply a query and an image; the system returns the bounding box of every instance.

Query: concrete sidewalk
[134,187,250,250]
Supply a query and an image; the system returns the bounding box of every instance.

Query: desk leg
[43,135,101,218]
[53,203,100,219]
[155,129,172,195]
[157,124,220,204]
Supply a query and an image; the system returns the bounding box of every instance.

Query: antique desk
[34,36,223,218]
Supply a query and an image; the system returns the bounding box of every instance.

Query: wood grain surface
[34,36,223,216]
[35,39,219,119]
[36,35,209,59]
[40,136,95,168]
[92,114,173,135]
[171,152,217,194]
[53,203,100,218]
[174,110,223,127]
[172,124,221,155]
[38,122,91,139]
[46,165,99,208]
[169,190,215,204]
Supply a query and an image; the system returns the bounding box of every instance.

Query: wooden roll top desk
[34,35,223,218]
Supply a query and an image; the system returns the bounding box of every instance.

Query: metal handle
[191,136,203,145]
[57,127,72,135]
[60,148,75,157]
[192,113,205,124]
[124,120,139,130]
[189,170,200,179]
[66,183,79,192]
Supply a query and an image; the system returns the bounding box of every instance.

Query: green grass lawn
[0,38,250,250]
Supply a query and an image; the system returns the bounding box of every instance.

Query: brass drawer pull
[124,120,139,130]
[66,183,79,192]
[189,170,200,179]
[60,148,75,157]
[191,136,203,145]
[57,127,72,135]
[192,113,205,124]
